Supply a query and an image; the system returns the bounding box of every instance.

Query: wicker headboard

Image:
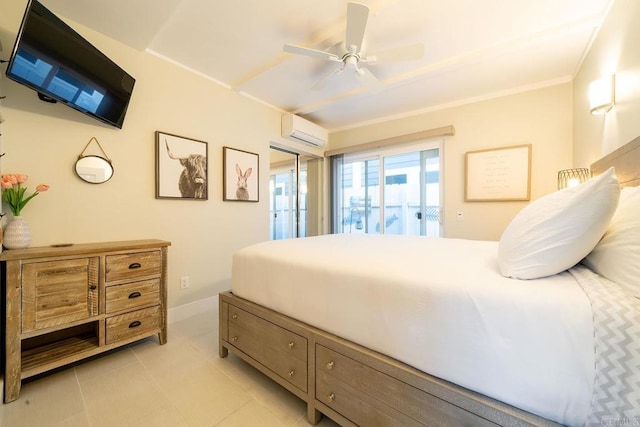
[591,136,640,187]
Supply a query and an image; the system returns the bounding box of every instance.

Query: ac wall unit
[281,113,328,148]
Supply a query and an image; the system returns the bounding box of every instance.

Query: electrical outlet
[180,276,189,289]
[456,211,464,222]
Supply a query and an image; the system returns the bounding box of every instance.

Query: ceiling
[42,0,613,131]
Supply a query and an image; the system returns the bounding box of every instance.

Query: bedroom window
[331,141,442,236]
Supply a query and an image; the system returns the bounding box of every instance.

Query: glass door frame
[332,140,444,237]
[270,146,301,239]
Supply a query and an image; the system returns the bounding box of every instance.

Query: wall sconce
[558,168,590,189]
[589,75,615,115]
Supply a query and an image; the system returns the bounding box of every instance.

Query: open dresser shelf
[21,332,99,377]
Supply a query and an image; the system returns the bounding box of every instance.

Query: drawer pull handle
[288,370,295,377]
[327,393,335,403]
[326,361,335,370]
[288,341,295,349]
[231,313,238,320]
[89,285,98,290]
[129,321,142,328]
[128,263,142,269]
[128,292,142,299]
[231,336,238,342]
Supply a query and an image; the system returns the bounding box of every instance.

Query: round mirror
[75,155,114,184]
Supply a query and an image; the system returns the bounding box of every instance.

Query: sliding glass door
[270,168,297,240]
[333,142,442,237]
[270,147,321,239]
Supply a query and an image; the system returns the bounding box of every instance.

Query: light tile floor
[0,307,341,427]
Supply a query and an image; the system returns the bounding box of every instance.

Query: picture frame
[223,146,259,202]
[465,144,531,201]
[156,131,208,200]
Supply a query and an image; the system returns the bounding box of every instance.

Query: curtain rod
[325,125,455,157]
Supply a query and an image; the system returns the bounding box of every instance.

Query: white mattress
[231,234,595,426]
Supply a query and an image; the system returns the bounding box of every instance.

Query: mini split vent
[281,113,328,148]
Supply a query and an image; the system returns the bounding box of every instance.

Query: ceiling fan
[283,2,424,90]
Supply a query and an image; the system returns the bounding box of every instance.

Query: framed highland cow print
[223,146,259,202]
[156,131,208,200]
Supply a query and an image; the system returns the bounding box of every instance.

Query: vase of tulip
[3,216,32,249]
[1,174,49,250]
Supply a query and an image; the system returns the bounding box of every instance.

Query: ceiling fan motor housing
[343,54,360,69]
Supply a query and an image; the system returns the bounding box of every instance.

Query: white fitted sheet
[231,234,595,426]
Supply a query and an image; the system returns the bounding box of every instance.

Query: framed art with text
[465,144,531,201]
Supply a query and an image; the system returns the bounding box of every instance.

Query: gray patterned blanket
[570,265,640,426]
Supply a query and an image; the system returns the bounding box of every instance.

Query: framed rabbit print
[223,147,259,202]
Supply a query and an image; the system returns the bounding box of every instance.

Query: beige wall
[330,84,574,241]
[0,1,274,308]
[573,0,640,165]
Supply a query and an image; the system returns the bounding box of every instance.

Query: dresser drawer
[316,344,494,427]
[105,251,161,283]
[106,306,162,345]
[228,306,307,392]
[105,279,160,314]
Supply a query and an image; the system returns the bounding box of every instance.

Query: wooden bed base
[219,137,640,426]
[219,291,559,426]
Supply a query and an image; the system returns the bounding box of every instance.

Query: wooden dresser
[1,239,170,403]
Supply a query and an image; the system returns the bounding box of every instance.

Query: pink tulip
[1,173,49,216]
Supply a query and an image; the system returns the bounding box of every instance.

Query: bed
[219,136,640,427]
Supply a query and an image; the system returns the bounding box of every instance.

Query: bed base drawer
[228,306,307,361]
[316,344,497,427]
[227,306,308,392]
[316,369,424,427]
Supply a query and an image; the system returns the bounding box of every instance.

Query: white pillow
[499,167,619,279]
[583,185,640,295]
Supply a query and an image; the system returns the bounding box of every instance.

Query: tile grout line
[130,339,192,426]
[212,399,256,427]
[73,367,93,427]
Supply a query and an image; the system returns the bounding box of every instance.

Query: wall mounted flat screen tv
[5,0,135,129]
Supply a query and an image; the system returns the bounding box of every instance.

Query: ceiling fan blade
[367,43,424,64]
[345,2,369,52]
[312,67,344,90]
[283,44,340,61]
[355,67,379,87]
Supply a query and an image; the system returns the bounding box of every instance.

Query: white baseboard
[168,295,218,324]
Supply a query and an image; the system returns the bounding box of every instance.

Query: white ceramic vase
[3,216,32,249]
